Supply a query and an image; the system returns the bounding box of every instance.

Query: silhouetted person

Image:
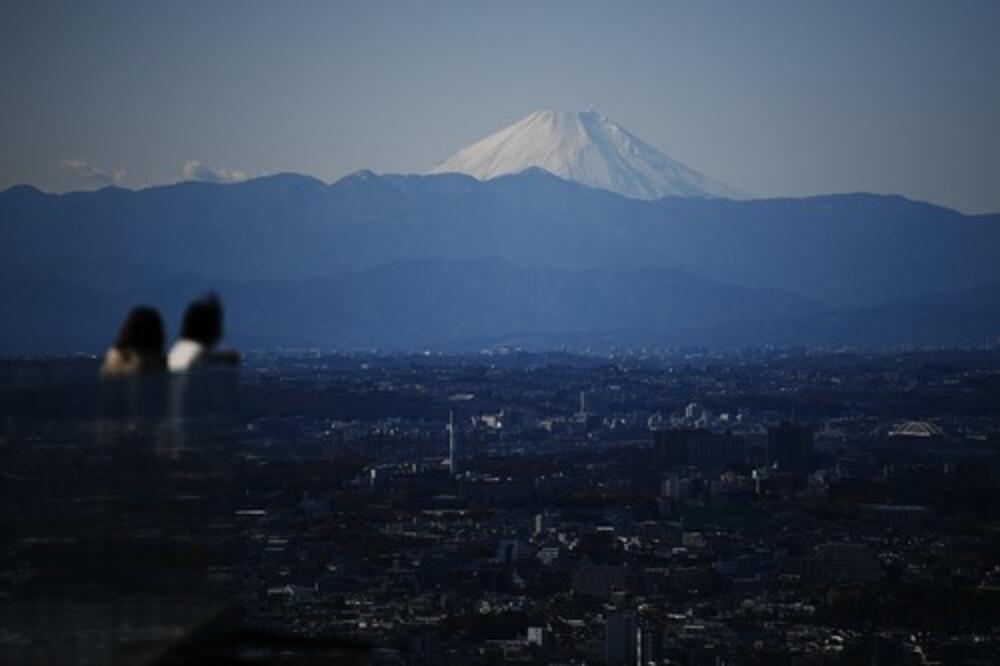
[100,306,167,377]
[168,293,239,372]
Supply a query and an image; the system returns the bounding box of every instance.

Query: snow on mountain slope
[430,110,746,200]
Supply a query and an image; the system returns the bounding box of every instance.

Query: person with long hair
[100,306,168,377]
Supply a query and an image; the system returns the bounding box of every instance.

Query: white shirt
[167,339,206,373]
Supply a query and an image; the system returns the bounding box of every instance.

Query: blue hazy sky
[2,1,998,213]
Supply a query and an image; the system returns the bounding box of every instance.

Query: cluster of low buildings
[228,350,1000,664]
[2,350,999,663]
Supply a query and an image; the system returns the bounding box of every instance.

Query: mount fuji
[430,109,745,201]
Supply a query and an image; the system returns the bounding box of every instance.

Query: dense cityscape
[2,348,1000,664]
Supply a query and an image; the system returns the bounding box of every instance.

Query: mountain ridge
[2,171,995,299]
[2,258,996,354]
[1,169,998,352]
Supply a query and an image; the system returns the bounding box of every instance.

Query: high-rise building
[767,422,815,473]
[574,564,627,600]
[496,539,521,565]
[637,623,664,665]
[606,610,637,665]
[688,432,745,471]
[447,411,458,474]
[654,429,745,471]
[533,512,551,536]
[654,428,700,467]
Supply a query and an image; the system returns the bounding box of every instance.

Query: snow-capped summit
[430,110,745,201]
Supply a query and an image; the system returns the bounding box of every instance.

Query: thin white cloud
[58,159,128,186]
[180,160,251,184]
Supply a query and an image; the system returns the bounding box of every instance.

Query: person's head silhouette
[101,306,167,377]
[180,292,223,349]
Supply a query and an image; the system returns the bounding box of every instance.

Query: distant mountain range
[1,168,999,353]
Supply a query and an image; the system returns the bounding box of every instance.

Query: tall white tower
[448,410,457,474]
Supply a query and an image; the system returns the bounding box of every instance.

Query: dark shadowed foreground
[0,362,368,664]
